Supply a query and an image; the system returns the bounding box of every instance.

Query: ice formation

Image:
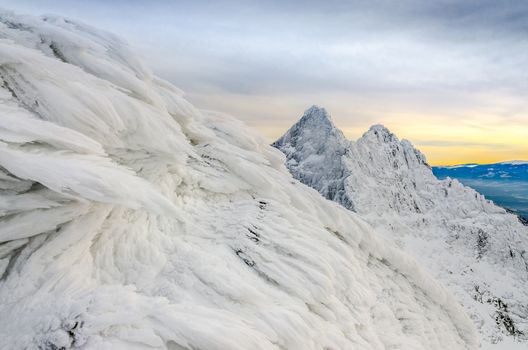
[273,106,528,348]
[0,11,482,350]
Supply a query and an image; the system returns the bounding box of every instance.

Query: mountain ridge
[274,106,528,348]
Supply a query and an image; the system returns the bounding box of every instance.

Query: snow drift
[0,11,478,350]
[273,106,528,348]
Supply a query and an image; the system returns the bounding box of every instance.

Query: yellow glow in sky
[344,119,528,166]
[388,114,526,165]
[254,121,528,166]
[265,118,528,166]
[186,92,528,166]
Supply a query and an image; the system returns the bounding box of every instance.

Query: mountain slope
[273,106,528,348]
[0,12,477,350]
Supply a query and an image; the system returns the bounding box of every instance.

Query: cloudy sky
[1,0,527,164]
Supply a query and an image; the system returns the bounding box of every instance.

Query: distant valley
[433,161,528,219]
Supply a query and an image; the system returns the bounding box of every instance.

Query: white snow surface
[273,106,528,348]
[0,11,480,350]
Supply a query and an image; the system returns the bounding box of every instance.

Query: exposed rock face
[274,106,528,347]
[273,106,354,210]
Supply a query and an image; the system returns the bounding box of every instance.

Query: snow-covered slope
[0,11,478,350]
[273,106,528,348]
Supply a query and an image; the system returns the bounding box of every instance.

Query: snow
[274,106,528,349]
[0,11,479,350]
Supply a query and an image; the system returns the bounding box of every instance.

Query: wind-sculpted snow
[0,11,480,350]
[274,106,528,348]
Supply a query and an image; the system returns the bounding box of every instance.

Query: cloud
[0,0,526,164]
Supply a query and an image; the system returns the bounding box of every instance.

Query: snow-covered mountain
[273,106,528,348]
[0,11,478,350]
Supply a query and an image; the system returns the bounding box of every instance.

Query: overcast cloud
[0,0,526,164]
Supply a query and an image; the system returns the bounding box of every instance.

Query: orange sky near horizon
[183,88,528,167]
[252,117,528,166]
[339,127,526,166]
[341,120,528,166]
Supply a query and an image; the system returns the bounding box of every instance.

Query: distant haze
[433,162,528,217]
[1,0,527,165]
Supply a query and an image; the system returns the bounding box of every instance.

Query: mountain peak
[363,124,398,143]
[298,105,334,128]
[274,106,528,346]
[272,105,346,152]
[368,124,391,134]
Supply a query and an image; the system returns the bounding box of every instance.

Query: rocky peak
[363,124,398,144]
[274,106,528,346]
[287,105,340,138]
[298,105,334,127]
[272,105,347,154]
